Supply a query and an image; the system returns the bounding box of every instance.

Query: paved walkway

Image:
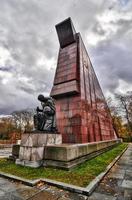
[0,177,87,200]
[0,177,40,200]
[0,148,12,158]
[0,144,131,199]
[88,143,132,200]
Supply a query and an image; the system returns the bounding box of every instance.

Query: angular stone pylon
[51,18,117,143]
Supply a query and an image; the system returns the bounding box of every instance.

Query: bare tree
[107,97,121,137]
[115,91,132,132]
[11,109,34,133]
[107,96,131,140]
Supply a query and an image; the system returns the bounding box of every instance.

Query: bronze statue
[34,94,56,132]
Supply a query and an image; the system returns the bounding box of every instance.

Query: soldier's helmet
[38,94,48,102]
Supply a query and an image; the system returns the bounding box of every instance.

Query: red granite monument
[15,18,120,169]
[51,18,117,143]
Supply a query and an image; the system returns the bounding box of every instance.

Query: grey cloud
[92,23,106,36]
[90,38,132,94]
[0,66,13,72]
[18,86,35,94]
[90,1,132,43]
[0,0,131,114]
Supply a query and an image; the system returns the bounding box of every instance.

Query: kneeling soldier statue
[34,94,56,132]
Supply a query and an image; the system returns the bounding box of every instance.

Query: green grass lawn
[0,143,127,187]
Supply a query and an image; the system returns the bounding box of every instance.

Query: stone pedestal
[16,132,62,168]
[44,139,121,169]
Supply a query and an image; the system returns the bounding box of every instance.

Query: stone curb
[0,172,34,187]
[0,145,128,196]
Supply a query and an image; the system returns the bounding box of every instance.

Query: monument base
[16,132,62,168]
[44,139,121,170]
[15,132,121,169]
[16,159,43,168]
[9,144,20,161]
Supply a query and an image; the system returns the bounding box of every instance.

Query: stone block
[12,144,20,157]
[19,146,32,161]
[31,147,44,161]
[55,17,76,48]
[19,146,24,160]
[109,172,125,179]
[38,134,62,146]
[121,180,132,189]
[45,145,68,161]
[45,139,120,162]
[125,170,132,180]
[16,132,62,168]
[20,133,62,147]
[0,190,5,197]
[97,141,107,150]
[51,80,79,97]
[16,159,42,168]
[86,143,97,154]
[20,133,30,146]
[44,141,120,170]
[88,192,117,200]
[20,133,37,147]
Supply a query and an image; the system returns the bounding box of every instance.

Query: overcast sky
[0,0,132,114]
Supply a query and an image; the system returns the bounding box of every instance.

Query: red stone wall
[78,34,115,142]
[51,33,117,143]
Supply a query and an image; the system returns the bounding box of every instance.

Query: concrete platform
[44,139,121,169]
